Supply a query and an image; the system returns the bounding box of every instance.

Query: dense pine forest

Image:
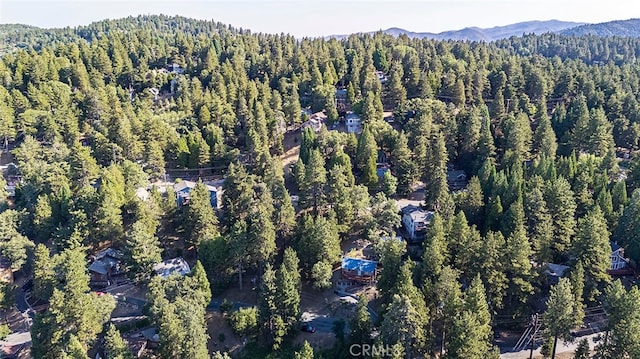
[2,14,640,358]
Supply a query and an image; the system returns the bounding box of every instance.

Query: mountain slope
[560,18,640,37]
[330,20,584,41]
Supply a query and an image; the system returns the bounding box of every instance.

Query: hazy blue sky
[1,0,639,37]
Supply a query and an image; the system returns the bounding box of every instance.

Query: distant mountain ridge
[560,18,640,37]
[330,20,585,41]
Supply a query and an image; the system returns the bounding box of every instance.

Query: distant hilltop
[329,18,640,41]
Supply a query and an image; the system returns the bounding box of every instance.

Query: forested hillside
[2,14,640,358]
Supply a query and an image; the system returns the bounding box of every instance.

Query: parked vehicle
[301,324,316,333]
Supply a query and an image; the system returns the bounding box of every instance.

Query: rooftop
[174,180,217,193]
[611,241,622,252]
[341,257,377,275]
[544,263,570,278]
[401,205,434,223]
[153,257,191,278]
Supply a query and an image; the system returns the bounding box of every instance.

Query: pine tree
[390,132,415,196]
[421,214,448,281]
[573,207,611,299]
[377,237,406,301]
[381,170,397,196]
[612,180,628,213]
[447,277,498,359]
[423,131,454,217]
[349,294,372,345]
[570,261,586,322]
[188,261,212,308]
[504,225,534,308]
[545,177,577,259]
[477,114,496,163]
[379,294,428,357]
[524,176,554,262]
[187,182,219,248]
[31,247,116,358]
[303,149,327,215]
[484,195,503,233]
[265,159,296,238]
[503,112,532,164]
[104,324,133,359]
[293,157,306,192]
[259,264,286,350]
[541,278,578,359]
[386,62,406,109]
[356,125,377,172]
[532,101,558,158]
[479,231,508,310]
[362,153,378,193]
[459,176,484,227]
[586,107,614,157]
[327,164,354,231]
[597,280,640,358]
[33,244,55,302]
[245,200,277,268]
[124,220,162,281]
[295,341,314,359]
[296,215,341,286]
[276,248,301,327]
[573,338,590,359]
[615,189,640,264]
[501,194,525,238]
[300,127,316,164]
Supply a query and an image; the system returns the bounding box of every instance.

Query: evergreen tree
[276,248,301,328]
[570,261,586,322]
[484,195,503,233]
[574,338,590,359]
[377,237,406,301]
[349,294,372,345]
[573,206,611,299]
[524,176,554,262]
[259,264,286,350]
[447,311,499,359]
[356,125,377,172]
[479,231,508,310]
[532,101,558,158]
[447,277,498,359]
[379,294,428,357]
[186,182,219,248]
[390,132,415,196]
[615,189,640,264]
[545,177,577,259]
[104,324,133,359]
[295,341,314,359]
[327,164,355,231]
[541,278,579,359]
[504,224,534,308]
[381,170,397,196]
[421,214,448,281]
[124,220,162,281]
[31,247,116,358]
[299,127,316,164]
[303,149,327,215]
[423,131,454,217]
[611,180,628,213]
[459,176,484,227]
[597,280,640,358]
[296,216,341,286]
[265,159,296,238]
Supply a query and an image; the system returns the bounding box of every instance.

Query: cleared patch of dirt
[206,311,245,355]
